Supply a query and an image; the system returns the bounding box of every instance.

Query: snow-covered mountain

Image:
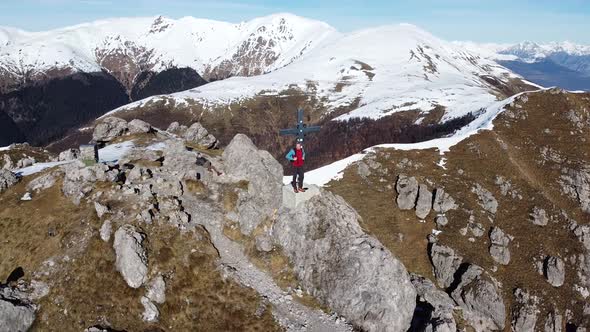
[0,13,336,92]
[110,22,528,123]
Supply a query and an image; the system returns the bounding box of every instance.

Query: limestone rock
[511,288,540,332]
[93,116,128,142]
[430,243,463,289]
[472,183,498,214]
[451,264,506,331]
[415,184,432,219]
[0,286,36,332]
[16,157,35,168]
[222,134,283,235]
[94,202,110,219]
[560,167,590,214]
[146,275,166,304]
[432,188,457,213]
[435,215,449,227]
[99,220,112,242]
[544,256,565,287]
[396,174,418,210]
[27,171,58,192]
[531,207,549,226]
[410,274,457,332]
[140,296,159,322]
[184,122,218,148]
[544,310,563,332]
[274,190,416,331]
[0,169,19,192]
[282,184,321,210]
[2,154,14,170]
[255,234,274,252]
[58,148,79,161]
[489,226,511,265]
[127,119,152,134]
[113,225,148,288]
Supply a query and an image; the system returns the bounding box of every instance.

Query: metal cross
[279,108,321,143]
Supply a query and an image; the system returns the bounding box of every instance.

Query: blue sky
[2,0,589,43]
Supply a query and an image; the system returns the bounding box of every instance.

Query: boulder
[489,227,511,265]
[544,256,565,287]
[511,288,539,332]
[93,117,128,142]
[530,207,549,226]
[184,122,218,148]
[222,134,283,235]
[99,220,112,242]
[127,119,152,134]
[560,167,590,214]
[432,188,457,213]
[2,154,14,170]
[410,274,457,332]
[113,225,148,288]
[255,234,274,252]
[429,243,463,289]
[396,174,418,210]
[435,215,449,227]
[415,184,432,219]
[140,296,159,323]
[544,310,563,332]
[451,264,506,331]
[274,190,416,331]
[16,157,35,168]
[0,286,36,332]
[27,171,59,192]
[94,202,110,219]
[58,149,79,161]
[472,183,498,214]
[146,275,166,304]
[0,169,19,192]
[282,183,321,210]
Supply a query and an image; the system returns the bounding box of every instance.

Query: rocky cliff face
[0,120,418,331]
[327,89,590,331]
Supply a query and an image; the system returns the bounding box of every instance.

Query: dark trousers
[292,166,304,189]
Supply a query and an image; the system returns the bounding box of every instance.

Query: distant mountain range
[456,41,590,91]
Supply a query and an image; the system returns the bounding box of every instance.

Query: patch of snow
[14,161,73,176]
[146,142,167,151]
[297,91,528,186]
[98,141,135,163]
[21,192,32,201]
[0,146,11,151]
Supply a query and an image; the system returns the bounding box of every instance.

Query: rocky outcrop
[61,162,120,204]
[472,183,498,214]
[560,167,590,214]
[146,275,166,304]
[432,188,457,214]
[451,264,506,331]
[396,174,419,210]
[222,134,282,234]
[167,122,218,149]
[274,190,416,331]
[530,206,549,226]
[127,119,152,134]
[58,148,79,161]
[140,296,159,322]
[429,243,463,289]
[410,274,457,332]
[544,310,563,332]
[511,288,539,332]
[113,225,148,288]
[415,184,432,219]
[0,286,36,332]
[489,226,512,265]
[0,169,19,192]
[93,116,128,142]
[544,256,565,287]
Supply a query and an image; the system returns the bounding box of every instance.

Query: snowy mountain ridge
[0,13,337,91]
[108,21,525,123]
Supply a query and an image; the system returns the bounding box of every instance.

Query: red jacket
[293,148,304,167]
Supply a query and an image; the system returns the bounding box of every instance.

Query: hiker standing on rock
[286,142,306,193]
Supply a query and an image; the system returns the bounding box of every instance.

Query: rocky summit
[0,120,421,331]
